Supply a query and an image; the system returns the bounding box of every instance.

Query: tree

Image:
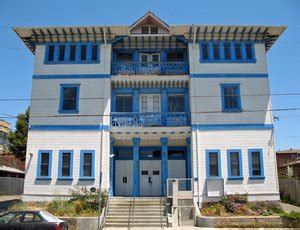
[8,107,29,160]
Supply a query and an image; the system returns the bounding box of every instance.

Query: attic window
[141,26,149,34]
[141,26,158,34]
[150,26,158,34]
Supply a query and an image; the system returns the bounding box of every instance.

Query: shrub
[201,203,227,216]
[281,211,300,220]
[266,201,283,214]
[222,193,248,213]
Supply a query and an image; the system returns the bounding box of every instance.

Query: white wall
[34,44,111,75]
[191,129,279,202]
[23,130,110,201]
[189,77,273,125]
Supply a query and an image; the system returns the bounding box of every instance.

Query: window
[245,42,254,60]
[116,53,133,62]
[213,43,220,60]
[47,45,55,61]
[37,150,52,179]
[201,43,209,60]
[91,45,98,61]
[69,45,76,61]
[140,149,161,159]
[141,26,149,34]
[206,150,221,178]
[81,45,87,61]
[168,149,185,159]
[80,150,95,179]
[116,95,132,112]
[223,42,231,60]
[59,84,80,113]
[221,84,242,112]
[227,149,243,179]
[58,150,73,179]
[234,43,242,60]
[23,213,42,223]
[248,149,264,179]
[58,45,65,61]
[168,95,185,112]
[150,26,158,34]
[167,52,184,62]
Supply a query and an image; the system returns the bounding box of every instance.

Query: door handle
[149,176,152,184]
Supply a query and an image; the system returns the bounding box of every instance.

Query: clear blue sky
[0,0,299,150]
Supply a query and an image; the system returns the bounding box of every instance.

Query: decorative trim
[79,150,95,180]
[248,148,265,180]
[33,74,110,79]
[29,125,110,131]
[36,150,53,180]
[192,124,274,131]
[190,73,268,78]
[227,149,243,180]
[58,150,74,180]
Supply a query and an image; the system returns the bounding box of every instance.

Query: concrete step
[105,223,167,228]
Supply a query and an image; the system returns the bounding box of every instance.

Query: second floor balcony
[111,61,189,75]
[111,112,190,127]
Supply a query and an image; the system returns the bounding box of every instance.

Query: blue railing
[111,62,189,75]
[110,112,191,127]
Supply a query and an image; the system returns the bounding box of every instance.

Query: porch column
[133,90,139,112]
[109,137,115,196]
[186,137,191,179]
[133,138,141,197]
[161,137,168,196]
[161,90,168,113]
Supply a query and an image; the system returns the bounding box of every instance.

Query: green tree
[8,107,29,160]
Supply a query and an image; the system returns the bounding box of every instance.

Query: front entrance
[139,160,162,196]
[115,160,133,196]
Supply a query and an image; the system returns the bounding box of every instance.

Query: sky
[0,0,299,150]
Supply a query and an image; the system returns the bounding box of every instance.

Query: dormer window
[141,26,158,34]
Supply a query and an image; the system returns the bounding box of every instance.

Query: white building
[14,12,286,203]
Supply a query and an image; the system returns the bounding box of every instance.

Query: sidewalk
[280,202,300,213]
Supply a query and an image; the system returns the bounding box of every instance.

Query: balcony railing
[111,62,189,75]
[110,112,190,127]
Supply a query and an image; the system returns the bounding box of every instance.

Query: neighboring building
[14,12,286,202]
[277,149,300,178]
[0,120,10,155]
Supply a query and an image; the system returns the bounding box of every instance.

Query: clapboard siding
[189,43,267,74]
[34,44,111,75]
[29,78,111,126]
[191,129,279,202]
[189,77,273,124]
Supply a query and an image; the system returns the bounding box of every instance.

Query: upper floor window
[91,45,98,61]
[227,149,243,179]
[200,41,256,63]
[206,150,221,178]
[167,52,184,62]
[37,150,52,179]
[116,53,133,62]
[221,84,242,112]
[47,45,55,61]
[116,95,132,112]
[168,95,185,112]
[69,45,76,61]
[80,150,95,179]
[248,149,265,179]
[58,45,66,61]
[81,45,87,61]
[59,84,80,113]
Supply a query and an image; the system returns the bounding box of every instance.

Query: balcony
[110,112,190,127]
[111,62,189,75]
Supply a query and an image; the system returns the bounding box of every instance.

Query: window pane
[116,95,132,112]
[209,152,219,177]
[252,152,261,176]
[59,45,65,61]
[223,86,239,110]
[81,45,87,60]
[91,45,98,60]
[201,43,209,60]
[41,153,49,177]
[213,43,220,59]
[245,43,253,60]
[141,54,148,62]
[167,52,184,62]
[152,54,159,62]
[168,95,185,112]
[62,153,71,177]
[48,45,55,61]
[230,152,240,176]
[141,27,149,34]
[141,96,148,112]
[234,43,242,60]
[223,43,231,60]
[116,53,133,62]
[69,45,76,61]
[150,26,158,34]
[62,87,78,111]
[83,153,92,177]
[153,95,160,112]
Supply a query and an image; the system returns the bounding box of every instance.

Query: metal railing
[111,62,189,75]
[110,112,191,127]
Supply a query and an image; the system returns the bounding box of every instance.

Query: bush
[222,193,248,214]
[201,203,227,216]
[281,211,300,220]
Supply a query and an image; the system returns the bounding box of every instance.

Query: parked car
[0,210,68,229]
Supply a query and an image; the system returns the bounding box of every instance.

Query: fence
[0,177,24,195]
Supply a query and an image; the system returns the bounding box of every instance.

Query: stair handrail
[128,197,132,228]
[99,191,110,229]
[132,196,136,228]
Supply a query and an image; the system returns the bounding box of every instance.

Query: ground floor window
[227,149,243,179]
[58,150,73,179]
[80,150,95,179]
[248,149,264,179]
[206,150,221,178]
[37,150,52,179]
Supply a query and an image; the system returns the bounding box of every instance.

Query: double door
[139,160,162,196]
[115,160,133,196]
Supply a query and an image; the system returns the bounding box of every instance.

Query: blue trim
[112,88,187,94]
[58,150,74,180]
[29,125,109,131]
[79,150,95,180]
[33,74,110,79]
[248,148,265,180]
[220,83,242,113]
[192,124,274,131]
[161,137,168,196]
[59,84,80,114]
[109,138,115,196]
[206,149,221,178]
[227,149,243,180]
[36,150,53,180]
[133,138,141,197]
[189,73,268,78]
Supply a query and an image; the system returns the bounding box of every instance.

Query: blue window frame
[69,44,76,61]
[116,95,133,112]
[248,149,265,179]
[227,149,243,180]
[212,43,220,60]
[80,150,95,179]
[58,45,66,61]
[223,42,231,60]
[59,84,80,113]
[221,84,242,112]
[36,150,52,179]
[58,150,74,179]
[245,42,255,60]
[201,43,210,60]
[234,43,242,60]
[206,150,221,178]
[47,45,55,62]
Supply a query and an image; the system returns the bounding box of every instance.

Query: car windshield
[39,211,61,222]
[0,212,22,224]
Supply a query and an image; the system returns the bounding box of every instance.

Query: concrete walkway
[280,202,300,213]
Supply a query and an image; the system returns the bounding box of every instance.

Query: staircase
[104,197,167,228]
